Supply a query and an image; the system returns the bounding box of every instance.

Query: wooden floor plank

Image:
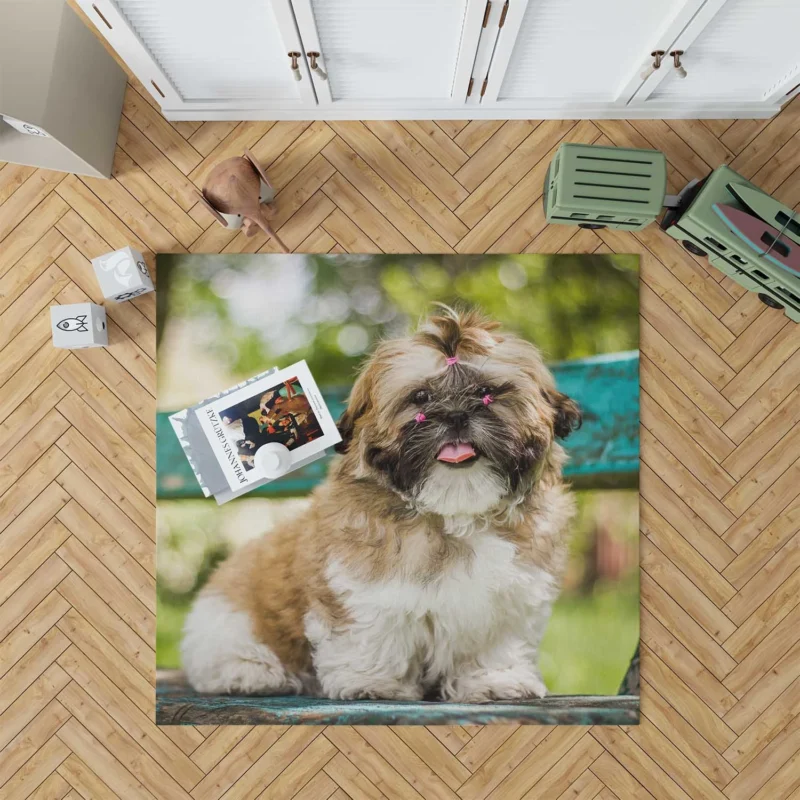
[186,122,239,158]
[0,679,70,761]
[639,678,737,790]
[121,85,202,176]
[111,148,202,249]
[641,500,736,608]
[322,173,413,253]
[55,464,155,574]
[400,121,470,175]
[455,120,574,229]
[724,532,800,630]
[641,537,736,645]
[55,428,153,538]
[724,641,800,734]
[0,733,70,800]
[641,610,737,717]
[56,718,158,800]
[189,726,285,800]
[456,120,590,242]
[0,163,37,206]
[324,131,457,251]
[0,193,69,279]
[56,665,201,794]
[0,228,68,317]
[57,607,154,715]
[56,576,153,681]
[364,120,469,210]
[116,116,201,212]
[0,170,66,244]
[264,121,337,192]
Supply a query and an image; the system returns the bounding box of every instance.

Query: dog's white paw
[325,680,424,702]
[182,593,301,695]
[443,667,548,703]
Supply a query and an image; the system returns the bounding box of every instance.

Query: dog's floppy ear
[544,390,582,439]
[335,362,375,454]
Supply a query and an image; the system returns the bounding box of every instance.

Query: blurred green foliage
[158,253,639,397]
[540,575,639,694]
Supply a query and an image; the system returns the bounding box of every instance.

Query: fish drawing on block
[57,315,89,332]
[712,204,800,276]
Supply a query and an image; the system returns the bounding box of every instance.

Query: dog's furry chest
[323,530,557,649]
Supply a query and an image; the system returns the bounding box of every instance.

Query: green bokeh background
[156,253,640,695]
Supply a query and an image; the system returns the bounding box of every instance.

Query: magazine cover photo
[219,375,322,470]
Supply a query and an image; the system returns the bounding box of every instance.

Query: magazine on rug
[170,360,341,502]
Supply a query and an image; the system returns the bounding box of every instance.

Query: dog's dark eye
[477,386,493,398]
[412,389,430,405]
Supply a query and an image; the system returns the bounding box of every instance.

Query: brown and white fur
[181,307,581,702]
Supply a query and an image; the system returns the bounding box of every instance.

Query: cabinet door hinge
[482,0,491,27]
[499,0,509,27]
[480,76,489,97]
[467,77,474,97]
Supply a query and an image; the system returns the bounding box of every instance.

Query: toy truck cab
[660,165,800,322]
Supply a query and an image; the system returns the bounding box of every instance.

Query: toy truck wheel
[758,293,784,310]
[682,240,708,257]
[578,223,607,230]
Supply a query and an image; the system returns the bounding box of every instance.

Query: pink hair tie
[445,356,459,366]
[482,394,494,406]
[415,412,427,423]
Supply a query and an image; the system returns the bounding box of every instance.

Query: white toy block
[50,303,107,349]
[91,246,154,302]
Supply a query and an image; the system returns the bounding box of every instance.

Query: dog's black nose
[445,410,469,431]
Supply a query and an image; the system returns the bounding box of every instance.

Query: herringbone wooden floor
[2,56,800,797]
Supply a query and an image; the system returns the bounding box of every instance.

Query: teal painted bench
[156,675,638,725]
[156,351,640,725]
[157,351,640,499]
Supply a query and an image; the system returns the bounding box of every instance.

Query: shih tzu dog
[181,307,581,702]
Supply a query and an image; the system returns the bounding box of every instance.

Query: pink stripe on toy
[713,203,800,275]
[446,356,459,366]
[415,412,426,423]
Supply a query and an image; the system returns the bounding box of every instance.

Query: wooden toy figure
[198,149,289,253]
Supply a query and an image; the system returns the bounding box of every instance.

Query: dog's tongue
[437,442,476,463]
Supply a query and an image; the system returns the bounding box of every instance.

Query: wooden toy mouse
[198,149,289,252]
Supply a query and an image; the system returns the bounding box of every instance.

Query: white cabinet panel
[494,0,691,103]
[294,0,480,105]
[78,0,794,118]
[79,0,315,109]
[647,0,800,102]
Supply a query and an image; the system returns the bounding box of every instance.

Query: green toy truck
[660,165,800,322]
[544,143,800,322]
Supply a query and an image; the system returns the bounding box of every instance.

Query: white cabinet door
[634,0,800,108]
[479,0,706,111]
[77,0,316,112]
[290,0,487,109]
